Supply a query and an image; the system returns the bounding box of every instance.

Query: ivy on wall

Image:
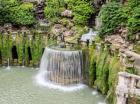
[89,43,139,104]
[1,35,13,61]
[89,45,122,104]
[0,33,46,67]
[32,33,43,66]
[94,47,109,94]
[16,34,24,65]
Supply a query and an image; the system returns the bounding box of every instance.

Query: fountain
[81,28,98,42]
[6,58,10,70]
[35,45,86,91]
[22,59,25,68]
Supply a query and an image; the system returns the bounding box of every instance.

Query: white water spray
[35,47,86,91]
[81,28,98,42]
[6,58,10,70]
[22,59,25,68]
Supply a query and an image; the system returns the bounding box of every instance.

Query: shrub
[10,3,36,25]
[98,2,126,38]
[44,0,94,25]
[44,0,65,22]
[126,0,140,40]
[0,0,19,24]
[97,0,140,40]
[72,0,94,25]
[0,0,35,26]
[127,0,140,8]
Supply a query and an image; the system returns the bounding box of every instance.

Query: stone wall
[0,32,49,67]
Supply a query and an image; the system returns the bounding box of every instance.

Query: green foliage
[44,0,65,22]
[120,0,140,41]
[0,33,46,67]
[127,0,140,8]
[10,3,35,25]
[95,36,102,43]
[107,56,121,104]
[89,45,96,86]
[25,36,33,66]
[110,0,120,2]
[89,45,122,103]
[0,0,35,25]
[16,35,24,65]
[44,0,94,25]
[0,0,19,24]
[125,67,137,75]
[72,0,94,25]
[98,2,126,37]
[89,45,139,103]
[60,18,70,26]
[127,0,140,40]
[95,48,109,94]
[0,0,19,6]
[0,35,13,61]
[47,38,57,46]
[32,34,43,65]
[98,0,140,40]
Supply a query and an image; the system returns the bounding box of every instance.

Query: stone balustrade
[116,72,140,104]
[120,50,140,73]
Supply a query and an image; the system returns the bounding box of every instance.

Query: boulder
[61,10,73,18]
[105,35,127,49]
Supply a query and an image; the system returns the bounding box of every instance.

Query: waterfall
[35,47,86,91]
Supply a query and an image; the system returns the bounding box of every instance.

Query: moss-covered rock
[89,44,124,104]
[0,32,48,67]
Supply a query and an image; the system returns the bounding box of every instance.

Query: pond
[0,67,107,104]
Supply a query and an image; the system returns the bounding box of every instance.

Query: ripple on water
[0,67,107,104]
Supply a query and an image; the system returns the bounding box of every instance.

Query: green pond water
[0,67,107,104]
